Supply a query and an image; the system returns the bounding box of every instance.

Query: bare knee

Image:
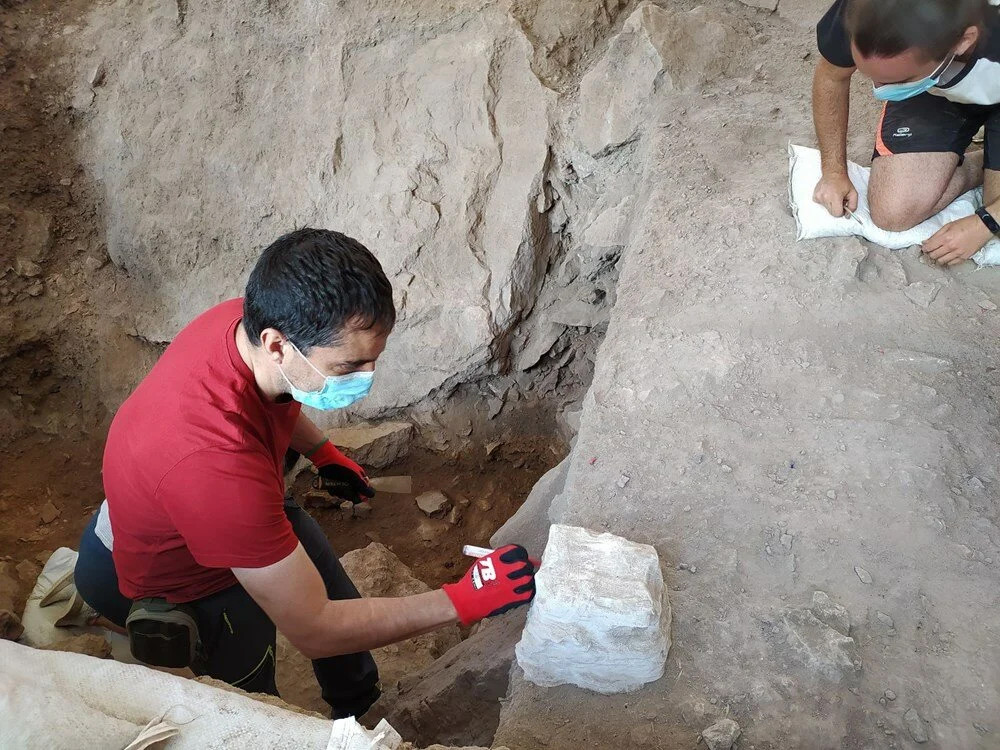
[868,195,933,233]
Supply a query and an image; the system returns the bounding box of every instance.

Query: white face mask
[276,342,374,411]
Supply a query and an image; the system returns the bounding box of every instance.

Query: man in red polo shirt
[75,228,536,718]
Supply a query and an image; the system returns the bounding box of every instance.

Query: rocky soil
[4,0,1000,748]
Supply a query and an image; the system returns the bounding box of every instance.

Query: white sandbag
[787,144,1000,266]
[0,640,403,749]
[19,546,134,662]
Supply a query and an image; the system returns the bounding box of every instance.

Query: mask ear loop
[276,339,322,395]
[930,52,957,82]
[285,339,330,381]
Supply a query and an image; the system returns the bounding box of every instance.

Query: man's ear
[955,25,980,57]
[260,328,290,365]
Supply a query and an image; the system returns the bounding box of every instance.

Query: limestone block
[515,524,670,693]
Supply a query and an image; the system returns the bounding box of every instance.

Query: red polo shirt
[102,298,301,602]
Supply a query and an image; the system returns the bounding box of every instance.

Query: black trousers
[74,498,380,718]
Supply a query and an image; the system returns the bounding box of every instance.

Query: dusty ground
[491,12,1000,750]
[290,443,557,590]
[5,0,1000,749]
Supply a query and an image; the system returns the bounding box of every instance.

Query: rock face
[276,543,461,715]
[515,524,670,693]
[73,0,555,414]
[366,611,526,748]
[327,422,414,470]
[576,3,749,155]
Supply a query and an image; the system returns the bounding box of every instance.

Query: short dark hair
[846,0,988,61]
[243,228,395,353]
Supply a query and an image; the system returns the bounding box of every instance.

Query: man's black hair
[846,0,988,61]
[243,228,395,353]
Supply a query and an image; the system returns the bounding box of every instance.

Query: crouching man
[74,228,536,717]
[812,0,1000,264]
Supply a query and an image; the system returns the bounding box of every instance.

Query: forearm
[812,62,852,173]
[300,590,458,658]
[290,412,327,456]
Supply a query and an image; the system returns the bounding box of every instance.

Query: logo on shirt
[892,127,912,138]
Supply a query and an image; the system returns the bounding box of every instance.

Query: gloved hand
[442,545,536,626]
[309,439,374,505]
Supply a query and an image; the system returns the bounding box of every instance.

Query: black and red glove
[442,544,536,626]
[309,439,375,505]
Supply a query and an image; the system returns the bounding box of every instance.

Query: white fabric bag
[787,144,1000,266]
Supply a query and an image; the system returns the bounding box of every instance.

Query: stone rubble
[515,524,670,694]
[701,718,742,750]
[903,708,929,744]
[415,491,452,518]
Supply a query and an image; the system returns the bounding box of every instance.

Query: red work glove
[442,545,536,626]
[309,439,374,505]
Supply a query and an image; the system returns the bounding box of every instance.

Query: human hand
[922,214,993,266]
[442,545,536,626]
[312,440,374,504]
[812,170,859,218]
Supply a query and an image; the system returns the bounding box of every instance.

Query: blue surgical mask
[278,342,374,411]
[872,53,956,101]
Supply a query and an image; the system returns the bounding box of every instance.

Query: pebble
[780,533,793,550]
[854,566,873,584]
[978,299,998,311]
[416,490,452,518]
[40,501,60,524]
[15,258,42,278]
[353,501,372,519]
[884,690,897,701]
[826,490,836,499]
[876,611,894,628]
[683,505,692,512]
[904,709,929,743]
[15,560,38,583]
[701,718,741,750]
[59,177,72,186]
[720,464,732,473]
[617,474,631,488]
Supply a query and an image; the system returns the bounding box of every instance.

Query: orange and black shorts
[873,92,1000,171]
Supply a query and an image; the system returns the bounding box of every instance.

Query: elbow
[288,632,327,660]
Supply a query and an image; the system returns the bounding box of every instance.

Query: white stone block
[515,524,670,694]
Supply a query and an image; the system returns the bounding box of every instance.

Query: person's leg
[868,96,988,231]
[283,497,381,717]
[191,582,280,696]
[984,106,1000,207]
[74,508,132,628]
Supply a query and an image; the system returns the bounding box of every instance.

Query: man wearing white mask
[74,228,537,718]
[812,0,1000,265]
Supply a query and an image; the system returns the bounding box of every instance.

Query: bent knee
[868,197,933,233]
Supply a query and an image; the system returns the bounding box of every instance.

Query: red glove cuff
[309,439,365,477]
